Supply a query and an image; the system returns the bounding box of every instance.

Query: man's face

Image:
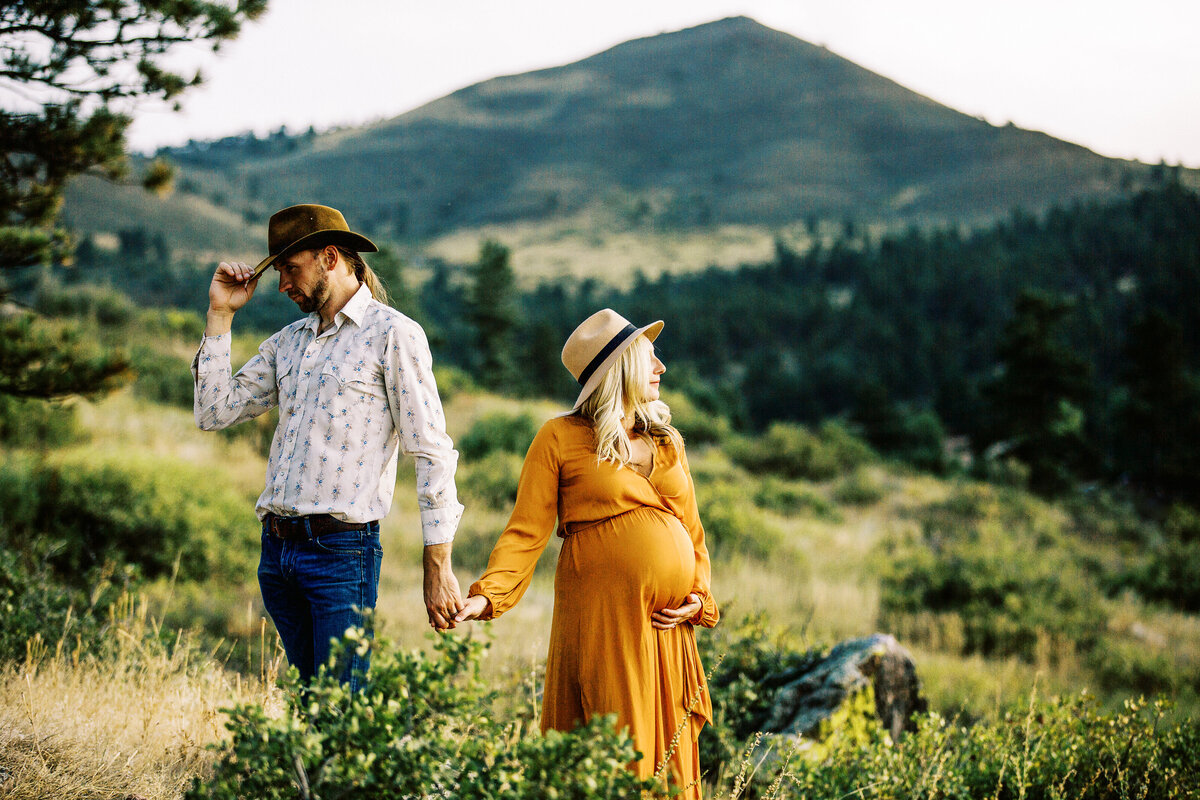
[275,249,330,313]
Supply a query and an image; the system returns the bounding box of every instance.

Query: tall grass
[0,594,280,800]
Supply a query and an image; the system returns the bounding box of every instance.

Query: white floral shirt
[192,284,463,545]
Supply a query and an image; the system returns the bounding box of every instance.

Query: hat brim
[252,229,379,279]
[571,320,663,410]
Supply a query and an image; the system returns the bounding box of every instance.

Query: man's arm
[192,262,278,431]
[423,542,463,631]
[382,322,466,630]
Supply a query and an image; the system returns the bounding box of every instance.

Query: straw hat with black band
[562,309,664,411]
[252,204,378,279]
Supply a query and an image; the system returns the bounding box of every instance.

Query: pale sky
[125,0,1200,168]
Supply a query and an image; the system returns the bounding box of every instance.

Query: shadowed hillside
[64,16,1177,262]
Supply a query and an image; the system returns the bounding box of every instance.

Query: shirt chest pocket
[320,360,387,411]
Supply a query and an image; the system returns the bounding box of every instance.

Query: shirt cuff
[420,502,464,546]
[194,332,232,374]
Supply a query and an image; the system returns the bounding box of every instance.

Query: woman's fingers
[454,594,490,623]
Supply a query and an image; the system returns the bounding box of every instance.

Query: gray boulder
[759,633,926,744]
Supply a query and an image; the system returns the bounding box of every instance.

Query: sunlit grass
[0,596,280,800]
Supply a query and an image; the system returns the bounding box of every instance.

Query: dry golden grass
[0,597,280,800]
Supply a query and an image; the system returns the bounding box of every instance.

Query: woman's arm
[457,421,561,621]
[677,446,719,627]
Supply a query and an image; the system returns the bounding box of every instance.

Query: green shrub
[785,694,1200,799]
[0,451,257,585]
[432,364,478,402]
[459,411,541,460]
[1088,636,1200,697]
[1108,537,1200,613]
[459,450,524,511]
[0,394,81,447]
[696,482,786,561]
[726,420,874,482]
[879,485,1107,660]
[0,547,137,663]
[662,389,731,446]
[35,281,136,325]
[831,467,886,506]
[130,346,194,408]
[696,615,822,784]
[753,478,842,521]
[187,632,662,800]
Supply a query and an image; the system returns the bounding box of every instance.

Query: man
[192,203,464,690]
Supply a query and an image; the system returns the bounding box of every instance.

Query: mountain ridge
[64,16,1185,270]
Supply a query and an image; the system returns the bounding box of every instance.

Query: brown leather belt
[264,513,371,540]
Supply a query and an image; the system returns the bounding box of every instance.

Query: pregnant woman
[455,309,719,797]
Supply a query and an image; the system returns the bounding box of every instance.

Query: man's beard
[293,272,329,314]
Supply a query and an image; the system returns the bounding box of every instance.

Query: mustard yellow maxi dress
[469,415,720,797]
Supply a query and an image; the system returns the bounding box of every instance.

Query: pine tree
[0,0,265,427]
[468,240,518,390]
[983,290,1094,494]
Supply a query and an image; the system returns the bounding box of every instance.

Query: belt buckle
[269,514,295,540]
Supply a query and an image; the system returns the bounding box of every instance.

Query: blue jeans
[258,520,382,692]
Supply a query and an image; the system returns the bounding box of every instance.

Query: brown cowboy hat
[562,308,663,410]
[252,204,377,278]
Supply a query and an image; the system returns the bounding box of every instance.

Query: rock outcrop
[759,633,926,744]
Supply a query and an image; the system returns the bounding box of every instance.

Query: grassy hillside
[1,298,1198,797]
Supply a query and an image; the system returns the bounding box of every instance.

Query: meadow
[1,298,1198,798]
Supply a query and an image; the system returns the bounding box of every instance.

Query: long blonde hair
[578,334,683,467]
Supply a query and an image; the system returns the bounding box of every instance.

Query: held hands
[454,594,491,624]
[651,593,702,630]
[423,543,464,632]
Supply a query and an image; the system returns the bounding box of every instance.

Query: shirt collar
[301,283,373,334]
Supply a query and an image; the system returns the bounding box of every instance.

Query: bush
[753,478,841,521]
[696,615,823,784]
[187,632,662,800]
[662,389,731,446]
[130,346,194,408]
[0,394,81,447]
[695,482,786,561]
[433,364,478,402]
[459,411,540,460]
[726,421,874,482]
[0,547,137,663]
[0,451,257,585]
[35,281,137,325]
[1108,537,1200,613]
[879,485,1107,661]
[831,467,886,506]
[459,450,524,510]
[785,694,1200,799]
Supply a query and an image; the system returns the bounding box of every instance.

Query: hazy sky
[126,0,1200,167]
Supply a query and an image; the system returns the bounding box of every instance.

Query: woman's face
[644,342,666,402]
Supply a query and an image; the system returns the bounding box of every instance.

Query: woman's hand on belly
[651,592,702,630]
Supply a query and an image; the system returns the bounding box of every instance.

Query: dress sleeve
[467,421,561,619]
[678,445,719,628]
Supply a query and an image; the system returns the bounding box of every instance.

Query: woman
[456,309,719,798]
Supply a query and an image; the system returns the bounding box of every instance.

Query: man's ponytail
[337,247,390,306]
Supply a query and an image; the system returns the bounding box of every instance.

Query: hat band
[577,324,637,387]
